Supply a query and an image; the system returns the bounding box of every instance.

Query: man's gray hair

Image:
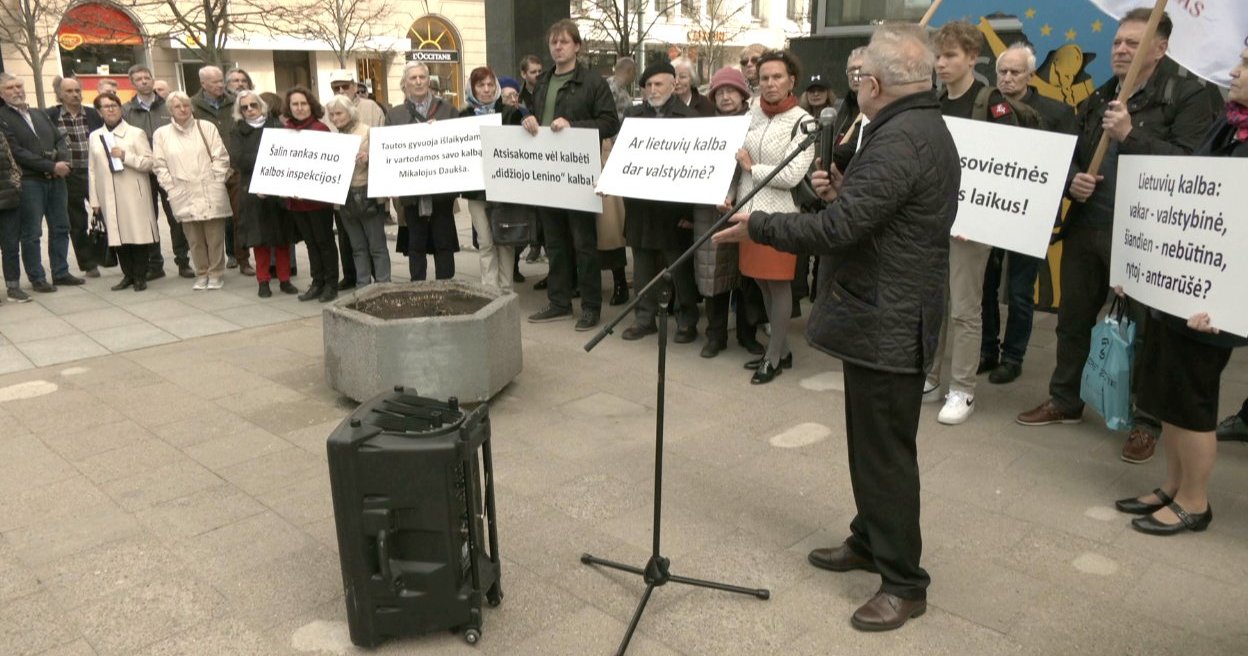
[848,46,869,64]
[403,61,430,77]
[0,73,15,85]
[863,24,934,86]
[231,90,267,121]
[198,65,223,82]
[1000,42,1037,73]
[671,57,699,87]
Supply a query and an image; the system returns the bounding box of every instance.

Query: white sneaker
[192,276,209,290]
[938,390,975,425]
[922,377,942,403]
[206,277,224,290]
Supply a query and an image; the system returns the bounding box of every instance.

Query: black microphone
[819,101,842,174]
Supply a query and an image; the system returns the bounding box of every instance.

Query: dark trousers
[1049,224,1159,431]
[704,291,732,346]
[409,251,454,281]
[736,276,766,344]
[792,253,812,302]
[18,177,70,281]
[981,248,1041,365]
[631,247,699,329]
[0,206,29,286]
[290,209,337,287]
[148,177,190,269]
[115,243,150,282]
[842,360,929,600]
[224,171,250,265]
[335,211,357,284]
[539,207,600,312]
[65,170,97,271]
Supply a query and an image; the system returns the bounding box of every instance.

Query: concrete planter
[323,281,522,403]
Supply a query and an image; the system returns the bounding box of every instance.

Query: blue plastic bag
[1080,298,1135,431]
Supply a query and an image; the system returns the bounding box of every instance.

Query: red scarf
[1227,101,1248,142]
[760,93,798,118]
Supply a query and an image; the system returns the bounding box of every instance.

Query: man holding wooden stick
[1016,6,1216,465]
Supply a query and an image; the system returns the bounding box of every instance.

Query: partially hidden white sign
[1112,155,1248,337]
[480,126,602,213]
[367,113,502,198]
[247,127,361,205]
[944,116,1077,258]
[596,115,750,205]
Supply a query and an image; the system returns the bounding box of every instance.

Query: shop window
[57,2,143,98]
[407,15,463,108]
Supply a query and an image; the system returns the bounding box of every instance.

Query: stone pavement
[1,233,1247,655]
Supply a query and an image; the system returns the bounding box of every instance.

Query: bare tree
[123,0,295,66]
[0,0,73,108]
[686,0,751,81]
[292,0,398,69]
[571,0,666,60]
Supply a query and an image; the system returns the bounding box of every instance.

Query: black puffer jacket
[622,96,695,250]
[748,90,960,374]
[531,62,619,141]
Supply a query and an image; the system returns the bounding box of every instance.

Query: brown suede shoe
[851,590,927,632]
[1016,399,1082,426]
[808,542,878,573]
[1121,428,1158,464]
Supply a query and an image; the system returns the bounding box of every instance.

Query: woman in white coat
[87,92,157,291]
[152,91,233,290]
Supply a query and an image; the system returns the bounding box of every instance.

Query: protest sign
[367,113,502,198]
[1111,155,1248,337]
[595,115,750,205]
[479,126,603,213]
[944,116,1077,258]
[247,128,361,205]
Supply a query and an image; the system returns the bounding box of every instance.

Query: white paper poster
[479,126,603,213]
[367,113,502,198]
[1111,155,1248,337]
[247,128,361,205]
[596,115,750,205]
[944,116,1077,258]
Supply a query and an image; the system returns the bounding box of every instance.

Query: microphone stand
[580,127,822,655]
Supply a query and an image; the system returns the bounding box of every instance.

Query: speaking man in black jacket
[521,19,619,331]
[715,24,959,632]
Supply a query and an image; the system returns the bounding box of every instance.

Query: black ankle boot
[610,282,629,306]
[258,281,272,298]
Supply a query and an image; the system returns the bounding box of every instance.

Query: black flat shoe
[1115,488,1174,515]
[673,326,697,344]
[744,352,792,370]
[751,359,783,384]
[738,337,765,355]
[258,281,272,298]
[133,279,147,292]
[700,341,726,358]
[298,285,323,302]
[280,281,298,294]
[1131,502,1212,535]
[110,277,134,291]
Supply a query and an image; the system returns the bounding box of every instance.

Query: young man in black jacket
[0,73,83,297]
[48,76,103,279]
[1016,9,1215,466]
[521,19,619,331]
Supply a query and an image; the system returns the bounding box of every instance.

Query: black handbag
[487,203,537,247]
[88,209,116,268]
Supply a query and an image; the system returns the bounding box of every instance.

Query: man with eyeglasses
[329,70,386,128]
[714,23,959,632]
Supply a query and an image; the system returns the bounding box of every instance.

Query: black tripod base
[580,553,770,655]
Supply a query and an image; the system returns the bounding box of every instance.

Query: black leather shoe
[258,281,272,298]
[808,543,878,573]
[622,324,657,341]
[744,352,792,370]
[751,359,783,384]
[298,285,323,302]
[989,361,1022,384]
[738,337,765,355]
[700,340,726,358]
[133,278,147,291]
[31,281,57,293]
[53,274,85,286]
[146,269,167,281]
[1115,488,1173,515]
[110,277,134,291]
[673,326,697,344]
[1131,502,1212,535]
[851,591,927,632]
[279,281,298,294]
[337,280,356,291]
[319,286,338,303]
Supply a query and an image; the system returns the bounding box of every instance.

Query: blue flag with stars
[932,1,1118,108]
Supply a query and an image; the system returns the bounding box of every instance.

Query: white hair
[198,65,223,82]
[863,24,934,86]
[324,94,358,122]
[848,46,869,64]
[403,61,430,77]
[999,42,1037,74]
[231,90,268,121]
[671,57,699,87]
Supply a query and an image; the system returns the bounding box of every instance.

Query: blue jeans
[980,247,1041,365]
[17,177,71,282]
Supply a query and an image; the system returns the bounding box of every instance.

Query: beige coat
[87,120,158,246]
[152,118,232,222]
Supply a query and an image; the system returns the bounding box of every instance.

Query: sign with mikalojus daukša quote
[367,113,502,198]
[247,128,361,205]
[944,116,1077,258]
[1112,155,1248,336]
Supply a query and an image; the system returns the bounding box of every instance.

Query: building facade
[0,0,489,109]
